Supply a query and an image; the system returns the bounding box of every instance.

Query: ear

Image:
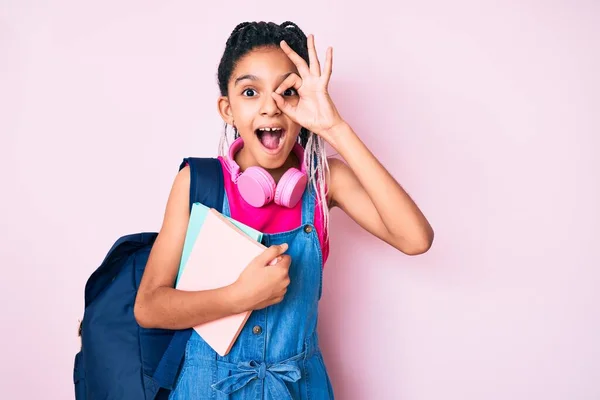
[217,96,234,125]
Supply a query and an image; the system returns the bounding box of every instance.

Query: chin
[255,148,292,171]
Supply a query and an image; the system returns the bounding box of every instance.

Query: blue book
[176,202,263,284]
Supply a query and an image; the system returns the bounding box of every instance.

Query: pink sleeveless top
[217,157,329,266]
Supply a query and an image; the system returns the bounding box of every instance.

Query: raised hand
[271,35,345,142]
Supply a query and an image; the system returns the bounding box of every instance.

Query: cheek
[288,130,302,146]
[233,104,258,125]
[290,126,303,138]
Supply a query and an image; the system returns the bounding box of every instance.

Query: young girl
[135,21,433,400]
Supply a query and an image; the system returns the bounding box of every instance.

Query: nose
[260,92,281,117]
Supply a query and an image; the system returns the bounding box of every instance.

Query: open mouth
[255,127,286,151]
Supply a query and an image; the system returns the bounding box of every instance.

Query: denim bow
[211,356,303,399]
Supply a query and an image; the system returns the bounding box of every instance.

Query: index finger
[280,40,310,77]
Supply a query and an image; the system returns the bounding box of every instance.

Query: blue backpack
[74,158,225,399]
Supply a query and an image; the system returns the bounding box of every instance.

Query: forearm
[134,284,244,330]
[328,122,434,248]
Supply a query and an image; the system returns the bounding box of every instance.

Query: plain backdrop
[1,1,599,399]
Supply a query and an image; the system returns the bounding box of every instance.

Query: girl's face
[218,46,303,173]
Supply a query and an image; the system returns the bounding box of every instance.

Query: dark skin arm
[134,166,290,329]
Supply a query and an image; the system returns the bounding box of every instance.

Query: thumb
[258,243,289,265]
[272,93,295,117]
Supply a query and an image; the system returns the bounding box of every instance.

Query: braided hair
[217,21,330,242]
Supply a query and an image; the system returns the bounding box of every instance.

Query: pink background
[2,1,599,399]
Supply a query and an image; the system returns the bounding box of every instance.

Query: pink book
[175,208,267,356]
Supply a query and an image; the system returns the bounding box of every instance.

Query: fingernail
[281,243,288,251]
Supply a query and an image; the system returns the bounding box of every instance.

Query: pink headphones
[226,137,308,208]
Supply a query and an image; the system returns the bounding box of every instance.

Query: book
[175,205,266,356]
[176,202,263,284]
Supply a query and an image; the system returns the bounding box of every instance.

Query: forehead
[231,47,298,84]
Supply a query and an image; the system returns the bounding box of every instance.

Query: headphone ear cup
[238,166,276,207]
[274,168,308,208]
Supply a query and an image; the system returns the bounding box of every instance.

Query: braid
[279,21,307,41]
[224,22,252,47]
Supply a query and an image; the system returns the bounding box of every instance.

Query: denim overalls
[169,187,334,400]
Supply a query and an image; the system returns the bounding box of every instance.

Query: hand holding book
[230,243,291,312]
[176,206,292,356]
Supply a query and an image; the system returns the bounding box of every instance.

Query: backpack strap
[180,157,225,212]
[152,157,225,394]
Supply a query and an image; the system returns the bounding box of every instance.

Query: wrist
[225,282,249,314]
[321,120,355,150]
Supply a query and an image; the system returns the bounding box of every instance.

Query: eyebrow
[234,72,294,87]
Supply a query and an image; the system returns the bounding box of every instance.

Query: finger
[260,243,288,265]
[280,40,310,77]
[273,73,301,119]
[275,73,303,95]
[322,47,333,85]
[307,34,321,77]
[271,92,296,120]
[276,255,292,269]
[271,254,291,267]
[268,256,280,266]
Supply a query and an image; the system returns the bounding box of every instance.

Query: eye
[242,88,257,97]
[283,88,298,96]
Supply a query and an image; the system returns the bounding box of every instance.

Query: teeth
[259,127,282,132]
